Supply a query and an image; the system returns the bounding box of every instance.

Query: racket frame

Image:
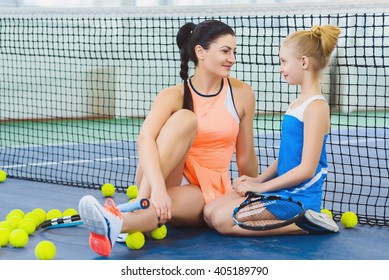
[39,198,150,229]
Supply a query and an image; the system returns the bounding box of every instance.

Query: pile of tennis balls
[321,208,358,228]
[0,170,56,258]
[0,206,78,260]
[118,185,168,250]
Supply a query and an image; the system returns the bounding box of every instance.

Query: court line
[1,156,135,169]
[0,139,132,150]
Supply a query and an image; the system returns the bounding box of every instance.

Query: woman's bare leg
[167,185,206,227]
[122,109,199,232]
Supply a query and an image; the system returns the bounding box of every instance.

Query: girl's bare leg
[204,192,305,236]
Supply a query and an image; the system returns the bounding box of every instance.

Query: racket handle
[39,215,81,229]
[117,198,150,212]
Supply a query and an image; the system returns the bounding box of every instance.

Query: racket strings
[244,219,285,227]
[235,200,299,227]
[235,201,278,222]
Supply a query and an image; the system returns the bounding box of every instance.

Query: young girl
[204,25,341,236]
[78,20,258,256]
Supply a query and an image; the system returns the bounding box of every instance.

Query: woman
[78,20,258,256]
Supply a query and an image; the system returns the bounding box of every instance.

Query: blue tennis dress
[270,95,329,211]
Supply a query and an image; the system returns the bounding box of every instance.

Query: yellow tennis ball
[6,215,22,229]
[24,212,41,227]
[0,220,15,231]
[125,231,145,250]
[9,228,29,248]
[341,211,358,228]
[320,209,333,219]
[18,218,36,235]
[7,209,25,220]
[150,224,167,240]
[32,208,46,223]
[126,185,138,199]
[46,209,63,220]
[63,208,78,216]
[0,170,6,182]
[101,183,115,197]
[0,228,10,247]
[35,240,56,260]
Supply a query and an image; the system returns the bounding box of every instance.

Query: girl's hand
[233,175,251,189]
[234,176,260,197]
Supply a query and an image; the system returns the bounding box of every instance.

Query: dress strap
[286,95,327,122]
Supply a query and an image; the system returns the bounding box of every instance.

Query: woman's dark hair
[176,20,235,111]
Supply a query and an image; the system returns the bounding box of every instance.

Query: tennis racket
[232,192,305,231]
[39,198,150,229]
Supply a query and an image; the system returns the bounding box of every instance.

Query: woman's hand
[150,188,172,225]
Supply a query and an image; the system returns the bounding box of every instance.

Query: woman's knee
[210,208,232,234]
[166,109,197,137]
[204,205,226,232]
[203,203,215,227]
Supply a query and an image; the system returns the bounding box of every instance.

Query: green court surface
[1,111,386,146]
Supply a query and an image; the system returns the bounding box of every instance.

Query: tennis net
[0,2,388,226]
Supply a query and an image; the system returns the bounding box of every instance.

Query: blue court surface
[0,178,388,261]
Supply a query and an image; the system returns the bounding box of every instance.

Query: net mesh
[0,3,388,226]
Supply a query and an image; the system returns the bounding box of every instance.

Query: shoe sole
[305,209,339,232]
[79,195,109,236]
[89,232,112,257]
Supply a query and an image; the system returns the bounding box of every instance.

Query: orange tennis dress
[183,78,240,203]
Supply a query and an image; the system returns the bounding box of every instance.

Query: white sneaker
[78,195,123,256]
[296,209,339,233]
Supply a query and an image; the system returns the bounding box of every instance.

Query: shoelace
[104,198,122,217]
